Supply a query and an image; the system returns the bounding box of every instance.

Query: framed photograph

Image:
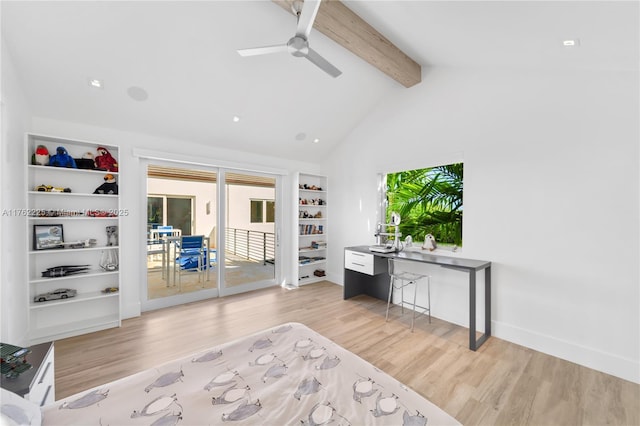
[33,224,64,250]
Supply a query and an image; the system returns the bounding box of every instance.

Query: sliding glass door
[143,163,280,309]
[219,170,278,296]
[145,165,217,306]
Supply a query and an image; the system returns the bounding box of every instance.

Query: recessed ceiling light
[88,78,103,89]
[563,39,580,47]
[127,86,148,101]
[295,132,307,141]
[233,116,241,122]
[313,138,320,144]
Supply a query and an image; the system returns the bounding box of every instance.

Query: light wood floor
[55,281,639,425]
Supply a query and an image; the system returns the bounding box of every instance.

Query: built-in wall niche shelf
[296,173,328,286]
[298,276,323,286]
[298,259,326,267]
[299,248,325,254]
[30,291,119,310]
[28,191,118,198]
[25,132,121,344]
[28,315,120,344]
[29,246,119,255]
[27,164,119,176]
[29,270,118,284]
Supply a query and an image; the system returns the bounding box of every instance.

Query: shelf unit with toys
[297,173,327,285]
[25,133,122,344]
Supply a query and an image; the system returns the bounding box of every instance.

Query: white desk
[344,245,492,351]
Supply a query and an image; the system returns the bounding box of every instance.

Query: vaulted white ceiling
[2,1,637,162]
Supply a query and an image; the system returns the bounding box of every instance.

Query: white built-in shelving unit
[25,133,122,344]
[297,173,327,285]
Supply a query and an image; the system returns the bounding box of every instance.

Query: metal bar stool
[385,258,431,331]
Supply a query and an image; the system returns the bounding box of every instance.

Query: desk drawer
[345,250,374,275]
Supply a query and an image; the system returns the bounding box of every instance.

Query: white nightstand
[1,341,55,406]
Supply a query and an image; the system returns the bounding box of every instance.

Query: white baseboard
[493,320,640,384]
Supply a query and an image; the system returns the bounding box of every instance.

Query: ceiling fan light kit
[237,0,342,78]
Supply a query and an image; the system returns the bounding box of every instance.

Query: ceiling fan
[237,0,342,78]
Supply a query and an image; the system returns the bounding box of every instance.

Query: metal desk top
[346,245,491,271]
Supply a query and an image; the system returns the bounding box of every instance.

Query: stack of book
[299,224,324,235]
[311,241,327,249]
[298,256,325,265]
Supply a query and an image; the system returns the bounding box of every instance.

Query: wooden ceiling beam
[272,0,422,88]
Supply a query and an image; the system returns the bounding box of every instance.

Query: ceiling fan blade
[295,0,321,40]
[305,47,342,78]
[237,44,288,57]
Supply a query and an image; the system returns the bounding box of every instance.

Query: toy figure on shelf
[93,174,118,195]
[32,145,50,166]
[75,152,96,169]
[422,234,437,251]
[35,184,71,193]
[106,225,118,246]
[302,184,322,191]
[94,146,118,172]
[49,146,77,168]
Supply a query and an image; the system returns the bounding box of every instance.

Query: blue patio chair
[156,225,174,238]
[174,235,206,286]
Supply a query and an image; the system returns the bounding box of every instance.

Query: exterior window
[250,199,275,223]
[250,200,263,223]
[266,201,275,223]
[147,195,194,235]
[385,163,463,247]
[147,197,164,228]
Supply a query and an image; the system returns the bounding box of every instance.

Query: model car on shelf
[33,288,77,302]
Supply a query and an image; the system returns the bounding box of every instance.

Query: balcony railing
[225,228,275,265]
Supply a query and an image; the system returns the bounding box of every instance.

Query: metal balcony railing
[225,228,275,265]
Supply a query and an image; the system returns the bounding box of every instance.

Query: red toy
[94,146,118,172]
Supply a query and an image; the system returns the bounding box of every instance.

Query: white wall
[227,185,275,234]
[0,39,32,346]
[325,67,639,383]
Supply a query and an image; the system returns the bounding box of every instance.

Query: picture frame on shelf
[33,224,64,250]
